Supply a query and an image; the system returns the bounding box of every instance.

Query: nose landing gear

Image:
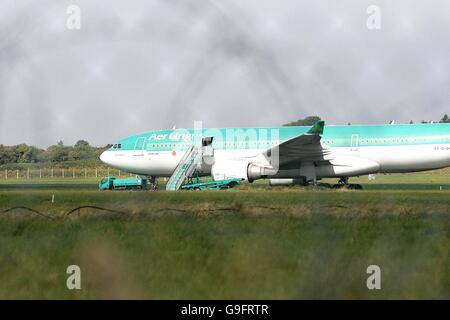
[148,176,158,190]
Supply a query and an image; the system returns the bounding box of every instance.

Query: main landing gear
[332,177,363,190]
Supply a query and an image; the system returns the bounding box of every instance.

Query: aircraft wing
[262,121,333,169]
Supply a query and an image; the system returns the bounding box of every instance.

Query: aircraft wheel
[317,183,332,188]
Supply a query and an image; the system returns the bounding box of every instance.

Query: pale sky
[0,0,449,147]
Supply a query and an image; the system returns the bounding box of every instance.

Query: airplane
[100,121,450,189]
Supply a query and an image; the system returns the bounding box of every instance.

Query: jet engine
[211,160,277,182]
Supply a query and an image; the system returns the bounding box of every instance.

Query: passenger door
[350,134,359,151]
[133,137,146,156]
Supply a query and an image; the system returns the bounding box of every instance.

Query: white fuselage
[100,143,450,178]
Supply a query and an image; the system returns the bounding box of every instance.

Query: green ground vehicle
[99,176,147,190]
[181,178,243,190]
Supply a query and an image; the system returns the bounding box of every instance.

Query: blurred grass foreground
[0,184,448,299]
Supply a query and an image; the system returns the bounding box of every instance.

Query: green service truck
[99,176,147,190]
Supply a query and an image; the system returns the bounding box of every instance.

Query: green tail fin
[307,120,325,135]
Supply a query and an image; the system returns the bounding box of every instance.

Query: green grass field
[0,172,449,299]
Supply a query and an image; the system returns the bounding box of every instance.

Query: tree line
[0,140,108,165]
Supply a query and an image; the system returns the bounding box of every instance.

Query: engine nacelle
[269,178,306,186]
[211,160,276,182]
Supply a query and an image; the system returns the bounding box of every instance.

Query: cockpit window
[112,143,122,149]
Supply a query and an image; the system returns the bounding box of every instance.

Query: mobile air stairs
[165,137,214,191]
[165,145,201,191]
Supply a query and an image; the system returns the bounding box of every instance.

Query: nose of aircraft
[99,151,111,165]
